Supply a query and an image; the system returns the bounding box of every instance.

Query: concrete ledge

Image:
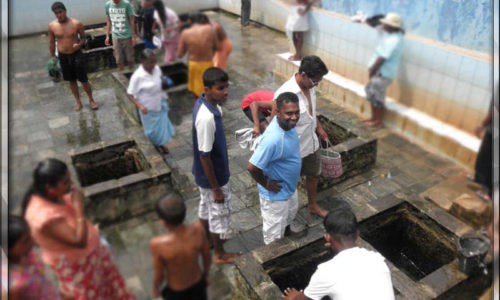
[274,53,480,170]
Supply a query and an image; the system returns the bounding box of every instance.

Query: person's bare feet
[213,252,240,264]
[308,204,328,218]
[288,54,301,61]
[74,102,83,112]
[162,145,170,155]
[365,121,384,128]
[89,100,99,110]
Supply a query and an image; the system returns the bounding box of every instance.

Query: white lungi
[260,190,298,245]
[198,183,232,235]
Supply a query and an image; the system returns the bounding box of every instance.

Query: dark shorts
[58,50,88,83]
[301,149,321,177]
[161,278,207,300]
[243,107,267,123]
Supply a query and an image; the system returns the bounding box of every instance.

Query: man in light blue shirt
[247,92,302,244]
[364,13,404,128]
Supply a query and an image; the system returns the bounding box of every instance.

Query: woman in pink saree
[23,158,135,300]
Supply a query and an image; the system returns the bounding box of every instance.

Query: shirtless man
[177,13,219,99]
[151,193,211,300]
[48,2,98,111]
[211,19,232,70]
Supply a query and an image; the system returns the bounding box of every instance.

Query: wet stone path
[9,11,473,299]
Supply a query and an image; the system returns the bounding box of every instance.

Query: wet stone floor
[8,11,480,300]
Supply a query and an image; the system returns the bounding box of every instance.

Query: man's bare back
[150,222,209,292]
[210,20,227,42]
[177,23,218,62]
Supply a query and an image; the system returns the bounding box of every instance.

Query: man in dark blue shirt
[192,67,239,263]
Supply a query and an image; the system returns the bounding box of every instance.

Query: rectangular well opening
[359,202,456,281]
[72,141,150,187]
[318,115,357,146]
[262,238,336,292]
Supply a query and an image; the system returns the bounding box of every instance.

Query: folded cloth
[235,128,261,151]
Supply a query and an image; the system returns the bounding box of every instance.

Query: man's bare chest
[52,24,77,40]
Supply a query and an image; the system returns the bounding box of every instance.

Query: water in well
[263,238,336,292]
[359,202,457,281]
[72,140,150,187]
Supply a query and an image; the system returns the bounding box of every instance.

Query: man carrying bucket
[273,55,330,218]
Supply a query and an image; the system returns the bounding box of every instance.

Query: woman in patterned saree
[23,158,135,300]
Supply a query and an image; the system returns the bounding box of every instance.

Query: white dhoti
[260,190,298,245]
[198,183,232,236]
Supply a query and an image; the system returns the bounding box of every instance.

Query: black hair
[8,215,29,250]
[203,67,228,88]
[276,92,299,110]
[140,48,156,61]
[155,193,186,226]
[298,55,328,78]
[195,13,209,24]
[178,12,195,32]
[323,208,357,242]
[178,13,190,22]
[21,158,68,216]
[152,0,167,27]
[51,1,66,12]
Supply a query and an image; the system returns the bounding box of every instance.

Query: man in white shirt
[282,208,395,300]
[273,55,329,218]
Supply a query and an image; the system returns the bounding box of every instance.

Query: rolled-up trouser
[260,190,298,245]
[198,183,232,237]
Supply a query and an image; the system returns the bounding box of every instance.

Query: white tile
[334,21,344,40]
[418,44,435,70]
[404,40,422,64]
[467,86,490,111]
[444,52,463,77]
[457,57,477,83]
[404,63,419,83]
[345,41,355,62]
[452,81,472,105]
[416,67,430,89]
[318,32,326,49]
[338,39,346,59]
[439,75,457,100]
[473,61,493,89]
[364,28,378,48]
[428,71,443,95]
[330,36,340,55]
[429,47,448,72]
[354,45,364,64]
[362,47,372,66]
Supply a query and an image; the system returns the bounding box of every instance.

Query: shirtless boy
[48,2,98,111]
[211,19,232,70]
[151,194,211,300]
[177,13,219,99]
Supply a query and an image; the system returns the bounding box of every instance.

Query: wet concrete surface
[9,11,490,300]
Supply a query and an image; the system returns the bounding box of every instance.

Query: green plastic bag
[46,57,61,82]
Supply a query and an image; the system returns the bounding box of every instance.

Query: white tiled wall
[218,0,493,128]
[304,9,493,118]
